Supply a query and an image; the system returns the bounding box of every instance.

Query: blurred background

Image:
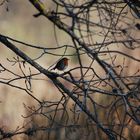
[0,0,65,137]
[0,1,79,140]
[0,0,140,140]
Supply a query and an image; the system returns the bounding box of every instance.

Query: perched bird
[51,57,69,71]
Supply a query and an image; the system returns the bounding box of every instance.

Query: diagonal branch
[0,34,117,140]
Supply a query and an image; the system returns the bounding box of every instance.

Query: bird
[51,57,69,71]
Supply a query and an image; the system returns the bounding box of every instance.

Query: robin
[51,57,69,71]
